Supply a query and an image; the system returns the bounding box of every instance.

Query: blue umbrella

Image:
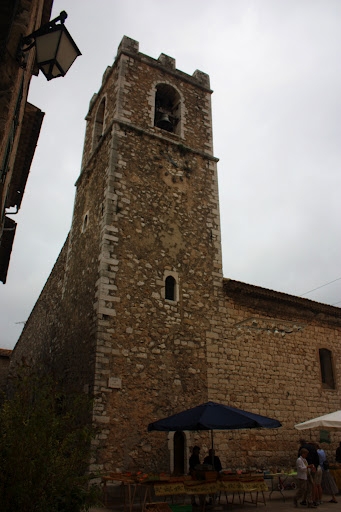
[148,401,281,450]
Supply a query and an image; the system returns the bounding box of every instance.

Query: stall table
[101,474,154,511]
[264,472,297,502]
[101,472,269,511]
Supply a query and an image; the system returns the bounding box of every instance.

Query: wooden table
[155,477,268,507]
[101,474,147,511]
[102,473,268,510]
[264,472,297,501]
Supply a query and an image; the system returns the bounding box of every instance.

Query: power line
[300,277,341,297]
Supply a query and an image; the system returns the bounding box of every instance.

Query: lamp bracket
[16,10,81,80]
[21,11,68,50]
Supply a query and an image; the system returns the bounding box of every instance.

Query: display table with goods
[101,470,269,510]
[263,471,297,501]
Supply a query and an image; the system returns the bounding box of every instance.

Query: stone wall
[205,279,341,470]
[0,349,11,397]
[81,37,224,473]
[9,37,341,476]
[0,0,53,281]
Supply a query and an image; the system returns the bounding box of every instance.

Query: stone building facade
[11,37,341,474]
[0,349,11,398]
[0,0,53,283]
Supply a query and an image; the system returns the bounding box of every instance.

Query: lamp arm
[21,11,68,49]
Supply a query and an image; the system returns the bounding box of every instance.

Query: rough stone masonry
[11,36,341,475]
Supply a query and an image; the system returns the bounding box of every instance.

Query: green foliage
[0,368,102,512]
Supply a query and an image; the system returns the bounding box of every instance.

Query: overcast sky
[1,0,340,350]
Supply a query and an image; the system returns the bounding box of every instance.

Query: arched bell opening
[154,84,181,134]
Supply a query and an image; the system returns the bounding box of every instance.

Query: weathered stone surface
[10,36,341,476]
[0,349,11,398]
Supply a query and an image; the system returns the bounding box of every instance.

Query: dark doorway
[173,431,185,475]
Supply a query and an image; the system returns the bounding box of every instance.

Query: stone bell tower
[12,37,341,474]
[70,36,225,473]
[14,36,225,473]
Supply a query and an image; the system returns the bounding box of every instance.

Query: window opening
[165,275,176,301]
[82,213,88,232]
[319,348,335,389]
[154,84,181,134]
[94,98,105,145]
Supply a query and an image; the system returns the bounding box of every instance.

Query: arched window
[82,213,88,233]
[319,348,335,389]
[165,275,176,301]
[154,84,181,135]
[93,98,106,146]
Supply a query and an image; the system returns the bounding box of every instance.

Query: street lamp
[19,11,81,81]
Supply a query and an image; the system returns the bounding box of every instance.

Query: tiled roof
[223,278,341,318]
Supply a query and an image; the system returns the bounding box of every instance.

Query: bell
[156,113,173,132]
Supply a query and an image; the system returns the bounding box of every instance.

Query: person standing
[189,445,201,507]
[320,456,338,504]
[298,439,319,506]
[189,445,201,475]
[336,442,341,463]
[294,448,316,508]
[314,443,324,504]
[204,449,222,472]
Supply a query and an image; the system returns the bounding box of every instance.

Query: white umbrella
[295,410,341,430]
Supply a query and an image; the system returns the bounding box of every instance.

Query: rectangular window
[319,348,335,389]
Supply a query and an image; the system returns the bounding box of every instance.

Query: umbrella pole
[211,430,214,468]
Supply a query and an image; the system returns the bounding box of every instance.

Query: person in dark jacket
[204,449,222,472]
[298,439,319,468]
[189,446,201,507]
[189,445,201,474]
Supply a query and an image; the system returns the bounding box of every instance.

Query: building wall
[77,37,224,473]
[206,280,341,470]
[10,37,341,474]
[0,350,11,397]
[0,0,53,282]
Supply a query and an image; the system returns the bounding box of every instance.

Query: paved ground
[90,489,340,512]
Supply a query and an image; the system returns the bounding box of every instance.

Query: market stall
[263,471,297,501]
[102,402,282,510]
[148,401,282,454]
[295,410,341,489]
[101,471,269,510]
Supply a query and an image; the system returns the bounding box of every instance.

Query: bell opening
[156,113,173,132]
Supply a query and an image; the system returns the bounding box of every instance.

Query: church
[11,36,341,475]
